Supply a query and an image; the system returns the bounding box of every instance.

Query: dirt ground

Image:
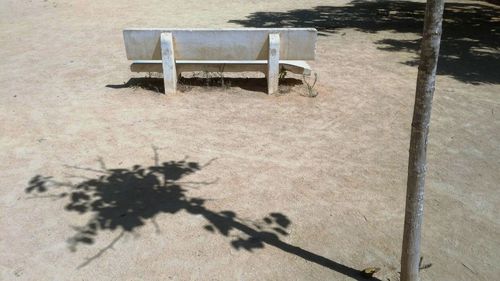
[1,0,499,280]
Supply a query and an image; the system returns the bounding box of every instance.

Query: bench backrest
[123,28,317,61]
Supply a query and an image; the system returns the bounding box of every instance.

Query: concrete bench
[122,28,317,94]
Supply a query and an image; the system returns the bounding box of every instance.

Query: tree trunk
[401,1,445,281]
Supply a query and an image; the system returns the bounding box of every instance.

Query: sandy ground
[0,0,499,280]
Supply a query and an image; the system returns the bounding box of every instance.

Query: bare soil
[0,0,499,280]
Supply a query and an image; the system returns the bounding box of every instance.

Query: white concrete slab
[160,32,176,94]
[267,33,280,95]
[123,28,317,60]
[129,60,312,75]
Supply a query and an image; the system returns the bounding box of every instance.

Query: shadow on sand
[26,148,380,280]
[106,77,303,94]
[229,0,500,85]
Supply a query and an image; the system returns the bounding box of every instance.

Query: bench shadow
[228,0,500,85]
[106,77,303,94]
[106,77,165,93]
[25,149,380,280]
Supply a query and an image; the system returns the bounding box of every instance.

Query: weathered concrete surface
[0,1,499,281]
[267,33,280,94]
[125,29,314,94]
[123,28,317,60]
[130,60,312,75]
[160,32,177,94]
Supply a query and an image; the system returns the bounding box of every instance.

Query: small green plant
[279,66,287,80]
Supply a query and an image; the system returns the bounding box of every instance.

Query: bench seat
[122,28,317,94]
[130,60,311,76]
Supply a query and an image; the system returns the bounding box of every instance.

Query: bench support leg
[267,33,280,95]
[160,32,177,94]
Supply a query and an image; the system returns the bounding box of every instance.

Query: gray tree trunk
[401,1,445,281]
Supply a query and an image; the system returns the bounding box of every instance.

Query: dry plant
[301,72,319,97]
[278,85,293,95]
[215,65,231,89]
[177,75,193,93]
[198,67,231,89]
[202,70,213,87]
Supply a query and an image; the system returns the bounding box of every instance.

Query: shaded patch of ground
[229,0,500,84]
[26,150,378,280]
[107,76,303,94]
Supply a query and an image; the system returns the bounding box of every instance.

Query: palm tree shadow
[26,149,380,280]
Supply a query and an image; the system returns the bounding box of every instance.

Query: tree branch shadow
[25,149,380,280]
[229,0,500,84]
